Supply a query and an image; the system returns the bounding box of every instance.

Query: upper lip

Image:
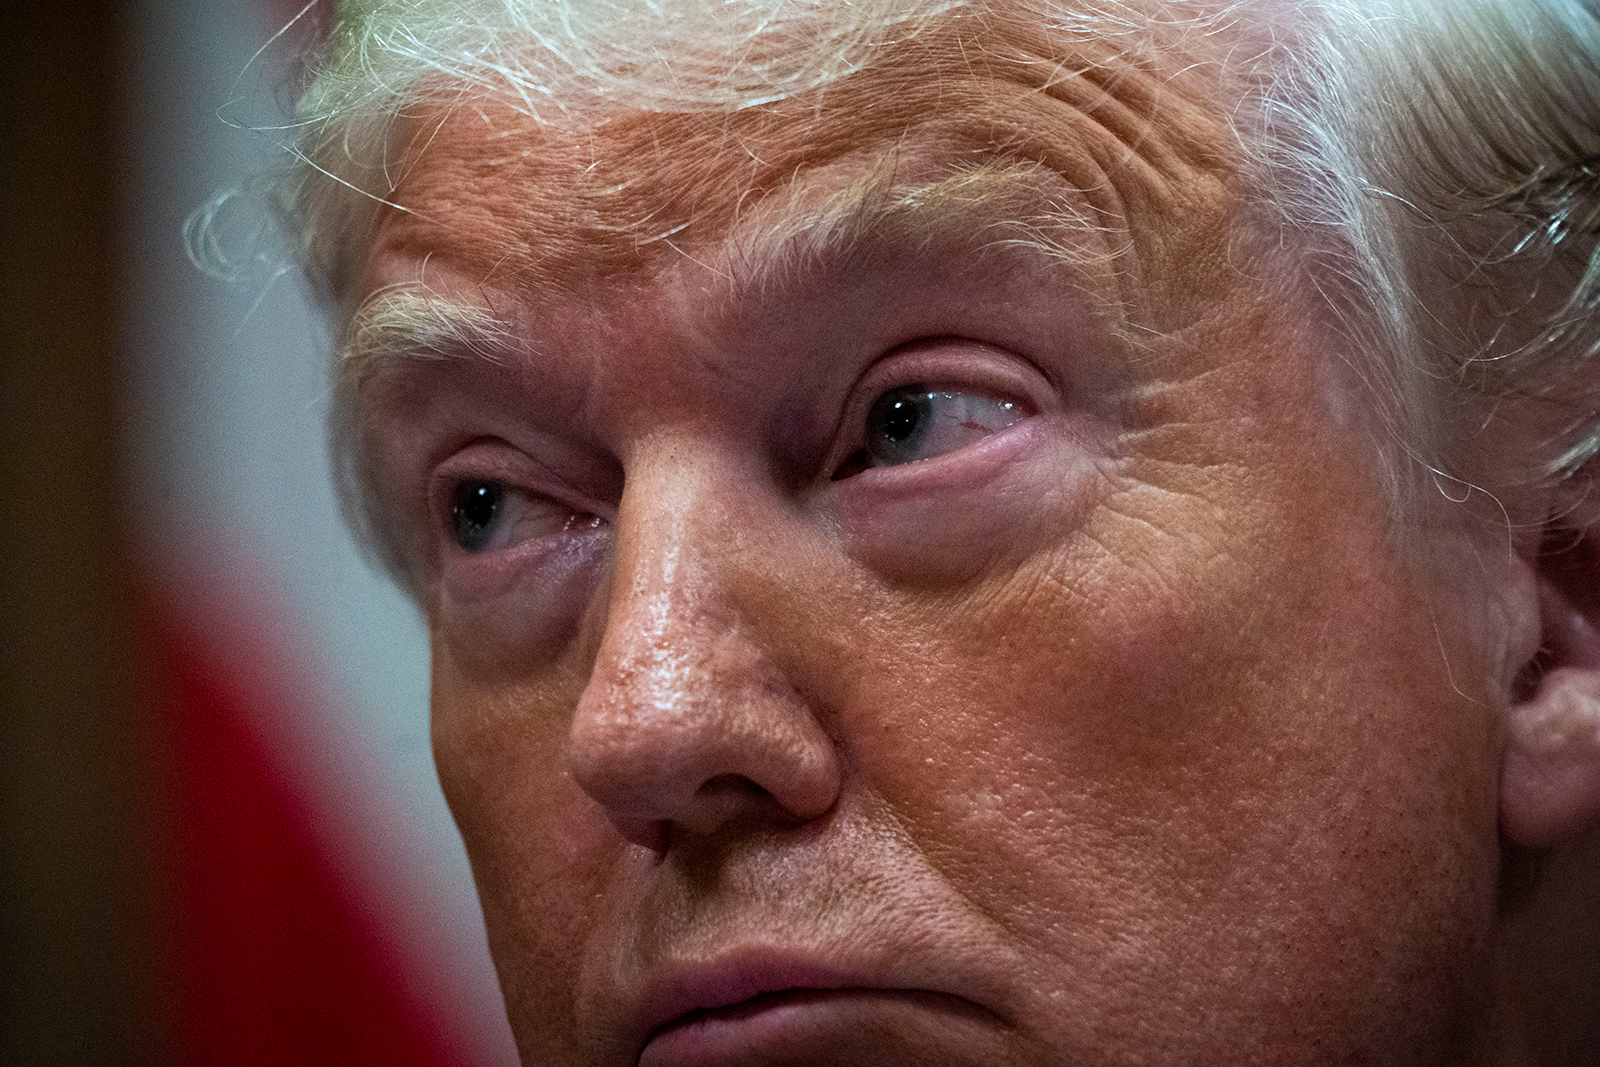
[632,944,1003,1052]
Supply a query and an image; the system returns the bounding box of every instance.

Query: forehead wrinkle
[947,18,1245,332]
[409,18,1133,269]
[597,19,1240,332]
[371,3,1248,337]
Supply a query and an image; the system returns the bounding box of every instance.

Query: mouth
[635,955,1007,1067]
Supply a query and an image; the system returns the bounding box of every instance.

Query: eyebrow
[339,159,1126,400]
[338,288,516,402]
[709,157,1128,316]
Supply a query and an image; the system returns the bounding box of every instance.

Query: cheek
[430,650,611,1060]
[431,528,612,680]
[838,473,1502,1053]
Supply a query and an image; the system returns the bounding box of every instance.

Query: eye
[447,479,597,554]
[864,384,1025,467]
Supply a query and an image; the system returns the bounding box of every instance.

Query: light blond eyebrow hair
[339,288,516,401]
[706,158,1131,321]
[340,158,1129,395]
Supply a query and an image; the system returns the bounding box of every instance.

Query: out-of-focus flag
[124,1,519,1062]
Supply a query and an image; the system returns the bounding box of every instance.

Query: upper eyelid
[433,442,546,485]
[839,346,1045,434]
[849,339,1051,400]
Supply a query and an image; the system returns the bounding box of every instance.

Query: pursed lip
[632,945,1007,1058]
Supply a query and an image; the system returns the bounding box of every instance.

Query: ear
[1502,529,1600,848]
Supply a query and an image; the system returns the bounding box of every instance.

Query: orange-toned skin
[354,14,1532,1067]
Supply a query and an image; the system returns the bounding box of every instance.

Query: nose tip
[568,557,842,851]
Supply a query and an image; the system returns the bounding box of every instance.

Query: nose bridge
[602,448,743,710]
[568,446,840,846]
[605,486,736,730]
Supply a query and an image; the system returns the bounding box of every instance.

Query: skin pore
[347,7,1545,1065]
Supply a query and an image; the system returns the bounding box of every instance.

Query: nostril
[695,772,772,814]
[673,774,802,838]
[698,772,762,795]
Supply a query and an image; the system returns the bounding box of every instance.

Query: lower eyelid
[840,413,1053,516]
[438,520,612,625]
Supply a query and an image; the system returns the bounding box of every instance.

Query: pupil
[873,387,930,444]
[451,481,501,551]
[882,397,922,442]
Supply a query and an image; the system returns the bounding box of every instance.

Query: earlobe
[1502,556,1600,848]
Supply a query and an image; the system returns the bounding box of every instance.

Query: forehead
[362,4,1249,310]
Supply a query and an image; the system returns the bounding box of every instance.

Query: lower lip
[640,988,999,1067]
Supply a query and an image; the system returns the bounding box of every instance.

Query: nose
[568,451,842,850]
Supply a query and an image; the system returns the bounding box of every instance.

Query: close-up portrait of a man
[240,0,1600,1062]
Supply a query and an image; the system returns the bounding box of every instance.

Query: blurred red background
[2,3,516,1064]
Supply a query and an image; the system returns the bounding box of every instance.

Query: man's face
[355,13,1515,1065]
